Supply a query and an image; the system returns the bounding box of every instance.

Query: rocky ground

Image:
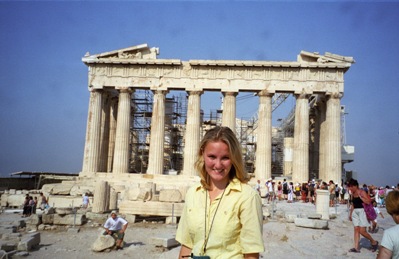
[0,199,395,259]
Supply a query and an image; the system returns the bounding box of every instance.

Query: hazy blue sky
[0,1,398,187]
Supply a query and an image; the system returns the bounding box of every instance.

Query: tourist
[39,192,48,210]
[254,179,261,196]
[287,182,294,203]
[22,195,30,217]
[329,180,335,207]
[266,178,274,203]
[369,201,384,233]
[347,178,379,253]
[377,190,399,259]
[277,181,283,201]
[82,193,90,209]
[103,210,128,250]
[308,180,315,204]
[176,126,264,259]
[282,178,288,200]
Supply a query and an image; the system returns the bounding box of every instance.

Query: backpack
[283,182,288,191]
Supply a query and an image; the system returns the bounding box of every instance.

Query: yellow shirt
[176,178,264,258]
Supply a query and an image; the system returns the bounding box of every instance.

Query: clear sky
[0,1,398,187]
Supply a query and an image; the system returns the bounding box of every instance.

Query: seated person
[103,210,128,250]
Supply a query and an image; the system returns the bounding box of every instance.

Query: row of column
[81,87,342,184]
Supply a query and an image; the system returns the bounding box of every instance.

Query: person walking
[347,178,379,253]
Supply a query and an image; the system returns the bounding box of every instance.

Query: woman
[347,178,379,253]
[176,126,264,259]
[287,182,294,203]
[377,190,399,258]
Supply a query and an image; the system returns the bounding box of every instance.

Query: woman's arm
[377,246,393,259]
[359,189,372,204]
[178,245,192,259]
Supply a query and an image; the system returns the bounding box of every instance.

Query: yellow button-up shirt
[176,178,264,258]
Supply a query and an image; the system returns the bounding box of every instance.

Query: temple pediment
[83,43,159,62]
[298,51,355,64]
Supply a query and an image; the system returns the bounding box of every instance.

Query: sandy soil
[1,199,395,259]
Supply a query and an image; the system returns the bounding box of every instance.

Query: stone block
[294,218,328,229]
[85,212,108,224]
[0,194,9,207]
[69,185,93,197]
[165,216,177,225]
[53,214,86,226]
[44,207,55,215]
[25,214,41,226]
[45,196,82,208]
[41,214,54,224]
[55,207,74,215]
[126,188,151,201]
[308,213,322,219]
[149,235,179,248]
[9,190,16,195]
[159,189,182,203]
[51,184,74,195]
[41,184,58,194]
[0,240,17,252]
[123,214,136,224]
[91,235,115,252]
[25,224,37,232]
[17,232,40,251]
[119,201,183,217]
[285,213,297,223]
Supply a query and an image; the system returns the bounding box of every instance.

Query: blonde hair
[386,190,399,216]
[194,126,249,190]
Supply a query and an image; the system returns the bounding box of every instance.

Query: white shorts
[352,208,370,227]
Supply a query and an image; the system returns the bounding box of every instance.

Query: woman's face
[203,140,232,187]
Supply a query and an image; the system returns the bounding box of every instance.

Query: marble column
[221,92,237,133]
[182,91,202,176]
[99,92,110,172]
[112,88,132,174]
[107,98,118,173]
[147,90,166,174]
[293,93,310,184]
[317,99,327,181]
[82,88,102,174]
[283,137,294,177]
[92,180,110,213]
[325,93,342,184]
[254,91,273,180]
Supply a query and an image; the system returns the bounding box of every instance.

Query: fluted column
[99,92,110,172]
[107,97,118,173]
[222,92,237,133]
[254,91,273,180]
[147,90,166,174]
[82,88,103,175]
[182,91,202,176]
[293,93,310,184]
[317,98,327,181]
[112,88,132,174]
[324,93,342,184]
[283,137,294,176]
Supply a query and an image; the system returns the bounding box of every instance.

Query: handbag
[362,203,377,221]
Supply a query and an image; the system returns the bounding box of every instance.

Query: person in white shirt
[103,210,128,250]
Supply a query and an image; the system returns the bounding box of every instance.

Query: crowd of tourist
[259,178,399,208]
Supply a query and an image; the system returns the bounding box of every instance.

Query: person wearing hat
[103,210,128,250]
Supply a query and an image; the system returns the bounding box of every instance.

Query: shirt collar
[195,178,242,193]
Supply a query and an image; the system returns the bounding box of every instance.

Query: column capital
[326,92,343,99]
[115,87,133,94]
[295,93,311,99]
[186,90,203,96]
[258,90,274,97]
[152,89,168,95]
[222,91,238,97]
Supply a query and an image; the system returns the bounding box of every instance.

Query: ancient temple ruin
[80,43,354,184]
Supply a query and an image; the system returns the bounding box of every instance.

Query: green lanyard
[201,187,227,255]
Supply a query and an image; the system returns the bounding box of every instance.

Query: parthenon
[80,43,355,185]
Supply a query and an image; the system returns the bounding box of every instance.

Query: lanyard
[202,186,227,255]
